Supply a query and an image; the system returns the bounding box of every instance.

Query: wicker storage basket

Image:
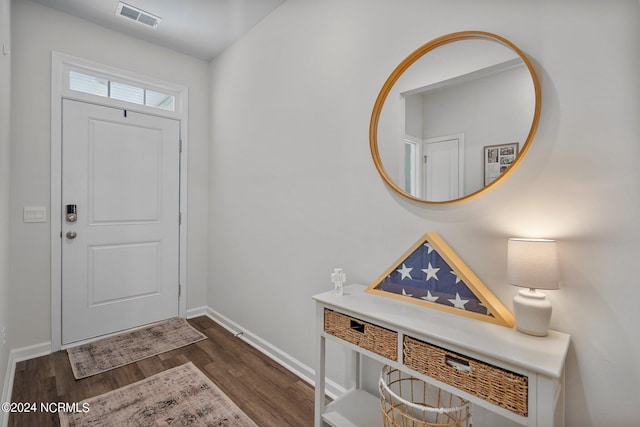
[324,309,397,361]
[403,336,528,416]
[379,365,471,427]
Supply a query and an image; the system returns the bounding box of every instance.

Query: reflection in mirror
[371,32,540,203]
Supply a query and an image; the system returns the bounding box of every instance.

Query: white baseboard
[186,306,209,319]
[1,342,51,427]
[195,307,346,400]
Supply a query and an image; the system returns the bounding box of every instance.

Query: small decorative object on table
[331,268,346,295]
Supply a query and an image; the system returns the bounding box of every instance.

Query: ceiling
[32,0,285,61]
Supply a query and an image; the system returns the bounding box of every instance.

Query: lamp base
[513,289,552,337]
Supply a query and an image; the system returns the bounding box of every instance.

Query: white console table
[313,284,570,427]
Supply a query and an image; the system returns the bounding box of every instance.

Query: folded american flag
[378,242,489,315]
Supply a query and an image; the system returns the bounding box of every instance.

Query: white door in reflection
[423,135,464,201]
[404,134,464,201]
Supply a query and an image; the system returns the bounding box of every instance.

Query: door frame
[50,52,189,351]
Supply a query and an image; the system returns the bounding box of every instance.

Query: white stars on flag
[420,290,439,302]
[448,293,469,310]
[396,263,413,280]
[450,270,461,284]
[421,262,440,281]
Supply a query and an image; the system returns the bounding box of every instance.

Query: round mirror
[370,31,541,203]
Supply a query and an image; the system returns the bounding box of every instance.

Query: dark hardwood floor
[9,316,316,426]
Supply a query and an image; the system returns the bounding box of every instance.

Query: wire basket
[379,365,471,427]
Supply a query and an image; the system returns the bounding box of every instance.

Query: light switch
[23,206,47,223]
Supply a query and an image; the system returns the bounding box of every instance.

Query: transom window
[69,71,176,111]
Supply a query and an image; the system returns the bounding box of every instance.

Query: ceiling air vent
[116,2,162,28]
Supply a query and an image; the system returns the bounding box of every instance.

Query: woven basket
[379,365,471,427]
[324,309,397,361]
[403,336,528,416]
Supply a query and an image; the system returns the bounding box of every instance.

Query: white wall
[208,0,640,425]
[9,0,210,348]
[0,0,12,408]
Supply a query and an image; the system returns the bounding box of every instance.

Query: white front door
[61,99,180,345]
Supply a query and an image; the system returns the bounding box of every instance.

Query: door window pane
[145,90,175,111]
[110,81,145,105]
[69,71,108,97]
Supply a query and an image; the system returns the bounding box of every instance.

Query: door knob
[66,231,77,240]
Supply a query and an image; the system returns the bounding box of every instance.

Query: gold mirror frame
[370,31,541,204]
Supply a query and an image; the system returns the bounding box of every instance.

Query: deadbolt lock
[66,204,77,223]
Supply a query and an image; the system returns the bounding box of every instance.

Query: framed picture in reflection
[483,142,519,186]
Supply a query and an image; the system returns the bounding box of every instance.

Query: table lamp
[507,238,559,336]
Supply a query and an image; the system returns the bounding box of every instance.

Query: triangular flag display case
[366,232,515,327]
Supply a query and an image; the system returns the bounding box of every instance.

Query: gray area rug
[67,317,207,379]
[59,362,258,427]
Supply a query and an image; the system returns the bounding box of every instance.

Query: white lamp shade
[507,238,559,290]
